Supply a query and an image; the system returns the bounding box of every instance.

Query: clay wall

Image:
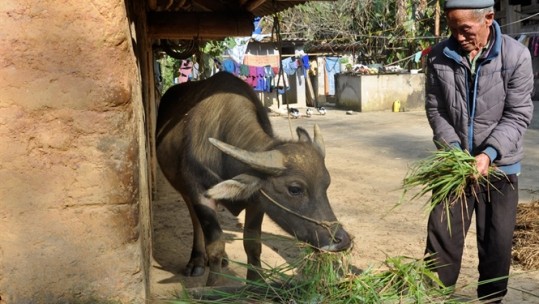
[0,0,150,302]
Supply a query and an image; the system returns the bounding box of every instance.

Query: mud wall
[0,0,150,303]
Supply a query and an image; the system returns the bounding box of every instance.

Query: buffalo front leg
[193,202,225,286]
[243,206,264,282]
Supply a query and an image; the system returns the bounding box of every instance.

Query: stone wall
[0,0,149,303]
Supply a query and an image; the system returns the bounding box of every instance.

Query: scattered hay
[513,201,539,270]
[179,250,459,303]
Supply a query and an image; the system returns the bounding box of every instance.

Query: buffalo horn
[313,124,326,157]
[209,138,286,175]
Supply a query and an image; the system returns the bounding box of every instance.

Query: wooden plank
[147,12,254,40]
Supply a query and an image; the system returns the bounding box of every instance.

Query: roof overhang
[146,0,332,40]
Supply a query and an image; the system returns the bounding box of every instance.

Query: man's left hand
[475,153,491,176]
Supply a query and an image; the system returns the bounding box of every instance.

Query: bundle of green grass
[399,146,504,234]
[176,249,460,303]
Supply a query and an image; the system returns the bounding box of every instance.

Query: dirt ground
[150,103,539,303]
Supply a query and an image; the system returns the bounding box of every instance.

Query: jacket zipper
[468,65,479,154]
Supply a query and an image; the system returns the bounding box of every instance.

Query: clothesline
[213,55,341,95]
[511,31,539,36]
[308,30,539,41]
[500,11,539,28]
[223,53,345,58]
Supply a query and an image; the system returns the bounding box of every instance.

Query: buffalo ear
[296,125,326,158]
[296,127,312,142]
[205,174,262,201]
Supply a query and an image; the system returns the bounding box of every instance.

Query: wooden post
[305,72,316,107]
[435,0,441,37]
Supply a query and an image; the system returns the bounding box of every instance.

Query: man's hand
[475,153,491,176]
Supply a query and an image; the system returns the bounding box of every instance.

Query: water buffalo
[156,71,352,286]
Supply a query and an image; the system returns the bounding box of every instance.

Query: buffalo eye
[287,185,304,197]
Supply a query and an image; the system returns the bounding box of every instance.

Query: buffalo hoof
[246,268,263,283]
[221,251,229,268]
[206,272,221,286]
[183,264,206,277]
[221,257,229,268]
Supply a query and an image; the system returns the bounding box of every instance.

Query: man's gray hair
[472,6,495,20]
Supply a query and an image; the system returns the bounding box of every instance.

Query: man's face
[446,9,494,52]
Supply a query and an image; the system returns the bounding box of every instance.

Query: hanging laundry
[264,65,274,93]
[254,66,266,91]
[253,17,262,35]
[301,55,310,72]
[282,57,298,75]
[201,53,214,79]
[178,59,193,84]
[527,36,539,57]
[248,66,257,87]
[325,57,341,96]
[421,46,432,56]
[413,51,422,63]
[299,55,311,87]
[309,59,318,77]
[222,58,238,75]
[154,60,162,90]
[239,64,249,77]
[227,37,250,64]
[274,65,290,94]
[191,62,199,81]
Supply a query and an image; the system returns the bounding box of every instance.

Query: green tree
[160,55,180,93]
[272,0,446,68]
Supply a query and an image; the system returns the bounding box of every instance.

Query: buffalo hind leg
[183,198,207,277]
[243,206,264,282]
[193,203,226,286]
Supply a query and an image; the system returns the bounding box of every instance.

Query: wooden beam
[148,0,158,10]
[147,12,254,40]
[245,0,266,11]
[243,0,329,12]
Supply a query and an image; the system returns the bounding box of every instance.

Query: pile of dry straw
[513,201,539,270]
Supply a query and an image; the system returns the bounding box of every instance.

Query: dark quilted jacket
[425,21,534,174]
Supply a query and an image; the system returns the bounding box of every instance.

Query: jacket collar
[443,20,502,63]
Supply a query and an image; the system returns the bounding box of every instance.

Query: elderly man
[424,0,534,302]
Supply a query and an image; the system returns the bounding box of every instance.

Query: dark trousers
[425,174,518,302]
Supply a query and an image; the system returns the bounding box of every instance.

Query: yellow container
[392,100,401,112]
